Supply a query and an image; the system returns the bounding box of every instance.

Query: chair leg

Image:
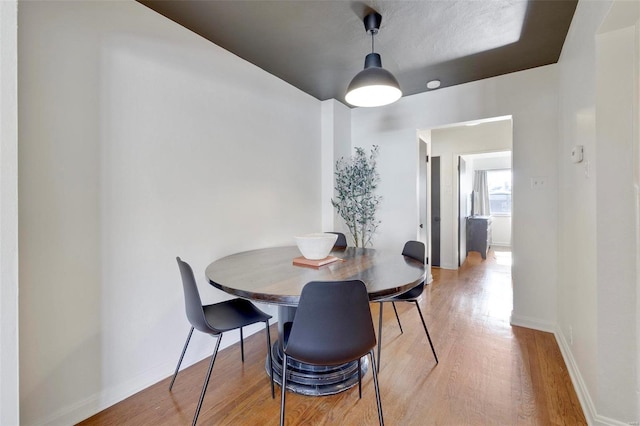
[369,350,384,426]
[240,327,244,362]
[391,302,403,334]
[414,301,438,364]
[280,353,289,426]
[377,302,383,373]
[169,327,194,391]
[265,320,275,398]
[192,335,222,426]
[357,358,362,398]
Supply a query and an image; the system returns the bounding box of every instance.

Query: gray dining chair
[376,241,438,372]
[280,280,383,426]
[172,257,274,426]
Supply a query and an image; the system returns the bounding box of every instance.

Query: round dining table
[205,245,426,396]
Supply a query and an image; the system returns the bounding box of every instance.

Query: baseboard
[511,316,632,425]
[32,325,269,426]
[33,392,101,426]
[553,328,632,426]
[509,313,556,333]
[438,263,459,270]
[490,243,511,248]
[32,360,178,426]
[553,328,598,425]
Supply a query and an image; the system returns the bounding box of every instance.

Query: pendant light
[345,12,402,108]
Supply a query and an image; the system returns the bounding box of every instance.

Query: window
[487,169,511,215]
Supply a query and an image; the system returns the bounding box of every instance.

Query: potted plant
[331,145,382,247]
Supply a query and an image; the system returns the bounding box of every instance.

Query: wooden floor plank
[78,249,586,425]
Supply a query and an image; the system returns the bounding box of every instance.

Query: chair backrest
[401,241,426,296]
[328,232,348,248]
[176,257,217,334]
[285,280,376,365]
[402,241,425,264]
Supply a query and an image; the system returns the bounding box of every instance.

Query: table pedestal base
[266,342,368,396]
[266,306,368,396]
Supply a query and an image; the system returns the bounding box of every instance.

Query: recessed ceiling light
[426,79,441,90]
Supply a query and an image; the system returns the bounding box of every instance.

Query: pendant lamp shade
[346,53,402,107]
[345,12,402,108]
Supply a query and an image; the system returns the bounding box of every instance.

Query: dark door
[431,156,441,267]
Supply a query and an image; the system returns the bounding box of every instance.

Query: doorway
[422,116,513,270]
[459,152,513,260]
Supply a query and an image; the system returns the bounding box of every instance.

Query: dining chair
[172,257,275,426]
[376,241,438,372]
[328,231,348,248]
[280,280,383,426]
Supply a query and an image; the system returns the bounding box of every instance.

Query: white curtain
[473,170,490,216]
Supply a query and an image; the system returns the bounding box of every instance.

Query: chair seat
[203,298,272,332]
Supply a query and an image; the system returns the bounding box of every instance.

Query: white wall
[351,68,558,332]
[351,66,558,332]
[0,1,20,425]
[321,100,351,234]
[557,0,639,423]
[18,2,321,425]
[431,121,512,268]
[595,23,637,422]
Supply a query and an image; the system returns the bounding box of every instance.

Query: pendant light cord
[370,31,375,54]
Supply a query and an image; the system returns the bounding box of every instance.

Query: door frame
[418,135,432,282]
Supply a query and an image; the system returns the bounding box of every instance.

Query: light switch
[530,177,547,190]
[571,145,584,163]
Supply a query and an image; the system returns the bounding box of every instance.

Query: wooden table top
[205,246,426,306]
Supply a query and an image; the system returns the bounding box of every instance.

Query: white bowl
[294,233,338,260]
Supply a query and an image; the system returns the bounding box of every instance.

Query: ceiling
[138,0,578,106]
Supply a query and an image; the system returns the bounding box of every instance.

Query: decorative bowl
[294,233,338,260]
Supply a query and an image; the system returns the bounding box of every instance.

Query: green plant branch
[331,146,381,248]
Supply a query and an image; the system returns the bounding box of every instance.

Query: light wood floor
[79,249,586,425]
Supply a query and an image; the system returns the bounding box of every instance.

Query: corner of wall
[0,1,20,425]
[321,99,352,233]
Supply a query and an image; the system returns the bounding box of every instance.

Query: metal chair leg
[280,353,289,426]
[240,327,244,362]
[377,302,384,372]
[170,327,194,391]
[414,301,438,364]
[357,358,362,398]
[391,302,403,333]
[265,320,275,398]
[369,350,384,426]
[192,335,222,426]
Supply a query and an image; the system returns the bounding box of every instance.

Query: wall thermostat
[571,145,584,163]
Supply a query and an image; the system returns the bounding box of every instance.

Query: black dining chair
[328,231,348,248]
[376,241,438,372]
[280,280,383,426]
[172,257,275,426]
